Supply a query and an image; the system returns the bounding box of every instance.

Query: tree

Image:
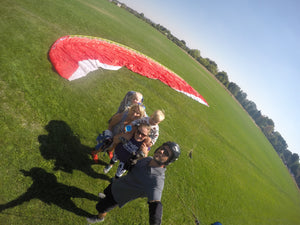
[291,164,300,177]
[244,100,258,118]
[188,49,200,59]
[215,71,229,87]
[155,24,170,34]
[204,58,218,75]
[260,116,274,136]
[296,175,300,188]
[288,153,300,168]
[197,57,208,67]
[269,131,288,154]
[235,90,247,105]
[283,149,293,165]
[252,110,262,123]
[262,125,275,136]
[255,115,274,128]
[228,82,240,96]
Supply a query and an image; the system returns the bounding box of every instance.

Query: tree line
[215,72,300,188]
[111,0,300,189]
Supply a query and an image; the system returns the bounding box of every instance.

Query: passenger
[131,110,165,146]
[115,91,144,114]
[92,104,146,162]
[103,122,152,178]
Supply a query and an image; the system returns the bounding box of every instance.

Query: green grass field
[1,0,300,224]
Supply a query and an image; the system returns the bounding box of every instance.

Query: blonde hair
[151,110,165,123]
[128,103,146,118]
[130,92,143,103]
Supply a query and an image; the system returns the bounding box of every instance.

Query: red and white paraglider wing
[49,35,209,107]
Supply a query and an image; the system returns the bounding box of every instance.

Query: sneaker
[92,153,99,163]
[103,165,112,174]
[108,151,114,160]
[87,215,104,224]
[98,193,106,199]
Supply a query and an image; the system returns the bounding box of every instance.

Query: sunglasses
[136,129,148,138]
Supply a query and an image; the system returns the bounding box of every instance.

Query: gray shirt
[111,157,166,207]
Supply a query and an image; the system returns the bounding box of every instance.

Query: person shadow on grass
[38,120,109,180]
[0,167,98,217]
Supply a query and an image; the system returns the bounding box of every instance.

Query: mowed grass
[1,0,300,224]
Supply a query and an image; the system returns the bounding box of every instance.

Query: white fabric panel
[68,59,122,81]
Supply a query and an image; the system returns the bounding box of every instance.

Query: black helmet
[163,141,180,165]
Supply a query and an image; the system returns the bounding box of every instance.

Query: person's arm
[139,137,151,157]
[148,201,163,225]
[108,129,133,152]
[108,112,124,131]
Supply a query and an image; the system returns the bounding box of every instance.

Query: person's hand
[139,143,148,157]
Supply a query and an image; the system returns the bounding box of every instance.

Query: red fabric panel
[49,36,208,106]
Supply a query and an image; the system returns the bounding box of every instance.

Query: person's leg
[96,184,118,214]
[87,184,118,223]
[103,154,118,174]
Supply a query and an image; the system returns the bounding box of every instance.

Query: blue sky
[119,0,300,156]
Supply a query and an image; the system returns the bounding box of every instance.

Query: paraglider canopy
[49,35,209,107]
